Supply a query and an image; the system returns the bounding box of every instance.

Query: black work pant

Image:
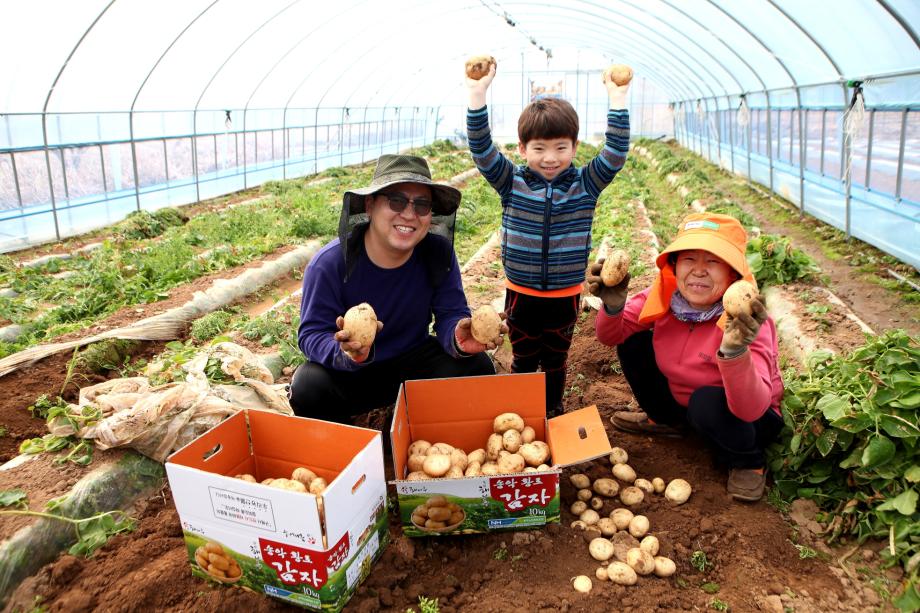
[288,336,495,424]
[616,330,782,468]
[504,288,580,415]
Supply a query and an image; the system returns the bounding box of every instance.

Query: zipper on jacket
[541,183,552,288]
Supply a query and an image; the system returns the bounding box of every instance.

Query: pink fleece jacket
[596,288,784,421]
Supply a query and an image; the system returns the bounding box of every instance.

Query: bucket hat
[342,154,461,216]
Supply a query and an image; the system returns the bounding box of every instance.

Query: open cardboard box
[390,373,612,536]
[165,410,389,611]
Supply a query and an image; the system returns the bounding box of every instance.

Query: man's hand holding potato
[454,311,508,354]
[335,315,384,363]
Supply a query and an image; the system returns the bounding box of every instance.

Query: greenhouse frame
[1,0,918,267]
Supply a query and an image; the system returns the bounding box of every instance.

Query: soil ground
[2,159,912,612]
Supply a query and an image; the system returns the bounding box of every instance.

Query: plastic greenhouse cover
[1,0,918,116]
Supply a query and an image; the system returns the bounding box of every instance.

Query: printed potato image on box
[390,373,612,536]
[166,410,389,611]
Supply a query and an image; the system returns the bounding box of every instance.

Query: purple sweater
[298,237,469,371]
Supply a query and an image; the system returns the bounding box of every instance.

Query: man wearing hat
[289,154,499,423]
[587,213,784,502]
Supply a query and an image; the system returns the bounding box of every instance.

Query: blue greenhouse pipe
[877,0,920,49]
[129,1,218,213]
[40,0,116,240]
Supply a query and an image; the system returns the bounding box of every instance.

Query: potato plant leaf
[862,436,897,468]
[875,489,918,516]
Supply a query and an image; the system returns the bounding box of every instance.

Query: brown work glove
[720,296,768,357]
[586,259,631,314]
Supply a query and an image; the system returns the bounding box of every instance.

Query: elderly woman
[587,213,783,502]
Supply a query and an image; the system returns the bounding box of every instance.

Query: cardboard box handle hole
[201,443,222,461]
[351,473,366,494]
[578,426,587,440]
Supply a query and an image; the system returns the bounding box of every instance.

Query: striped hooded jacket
[467,106,630,291]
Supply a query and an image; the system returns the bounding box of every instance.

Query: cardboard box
[165,410,389,611]
[390,373,612,536]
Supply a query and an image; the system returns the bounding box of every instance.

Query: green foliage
[407,595,440,613]
[746,233,820,287]
[117,208,186,239]
[701,582,721,594]
[148,338,238,386]
[0,502,135,557]
[767,330,920,578]
[0,488,28,508]
[190,310,234,342]
[493,543,509,560]
[690,549,711,573]
[709,597,729,611]
[77,339,139,374]
[28,394,69,420]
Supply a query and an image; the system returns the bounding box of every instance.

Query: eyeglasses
[376,192,433,216]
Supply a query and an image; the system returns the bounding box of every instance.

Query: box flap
[166,410,250,472]
[322,432,386,546]
[546,405,612,467]
[391,385,411,479]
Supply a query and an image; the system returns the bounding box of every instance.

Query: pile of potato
[567,446,693,591]
[234,466,328,495]
[195,541,242,583]
[410,495,466,531]
[405,412,552,480]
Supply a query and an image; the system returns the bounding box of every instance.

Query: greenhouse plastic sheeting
[0,0,918,266]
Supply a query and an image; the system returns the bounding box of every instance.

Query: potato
[593,478,620,497]
[589,497,604,511]
[634,478,654,494]
[628,515,650,538]
[610,508,634,530]
[464,461,482,477]
[406,471,428,481]
[607,561,638,586]
[425,519,446,529]
[520,441,550,466]
[521,426,536,444]
[497,453,525,474]
[654,556,677,577]
[261,478,275,486]
[609,447,629,465]
[597,517,617,537]
[208,552,230,571]
[429,442,455,456]
[204,543,223,555]
[408,440,432,457]
[493,412,525,434]
[571,519,588,530]
[536,464,551,472]
[208,565,227,579]
[427,506,452,522]
[471,304,502,344]
[449,510,464,525]
[665,478,692,504]
[498,449,511,459]
[579,509,600,526]
[291,467,317,486]
[236,473,257,482]
[502,429,522,453]
[225,563,241,579]
[307,477,326,494]
[449,448,469,471]
[446,465,465,479]
[407,454,427,473]
[571,500,588,515]
[619,486,644,506]
[570,473,591,489]
[601,249,630,286]
[596,566,609,581]
[572,575,593,593]
[427,495,448,507]
[652,477,666,494]
[640,535,660,556]
[465,54,496,81]
[589,537,615,561]
[481,462,499,476]
[577,488,593,502]
[269,478,306,493]
[468,448,486,465]
[626,547,655,575]
[523,467,538,473]
[723,280,757,317]
[342,302,377,349]
[486,433,504,461]
[612,463,637,483]
[422,454,449,477]
[603,63,634,86]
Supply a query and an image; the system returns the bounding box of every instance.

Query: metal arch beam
[877,0,920,50]
[502,1,733,97]
[515,0,744,94]
[656,0,768,95]
[129,1,219,210]
[495,14,721,101]
[764,0,843,77]
[40,0,117,240]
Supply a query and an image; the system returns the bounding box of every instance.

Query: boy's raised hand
[602,64,632,110]
[466,55,496,109]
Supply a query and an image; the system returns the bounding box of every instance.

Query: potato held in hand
[466,55,496,80]
[722,280,757,317]
[343,303,377,348]
[601,249,630,286]
[603,64,634,86]
[471,304,502,344]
